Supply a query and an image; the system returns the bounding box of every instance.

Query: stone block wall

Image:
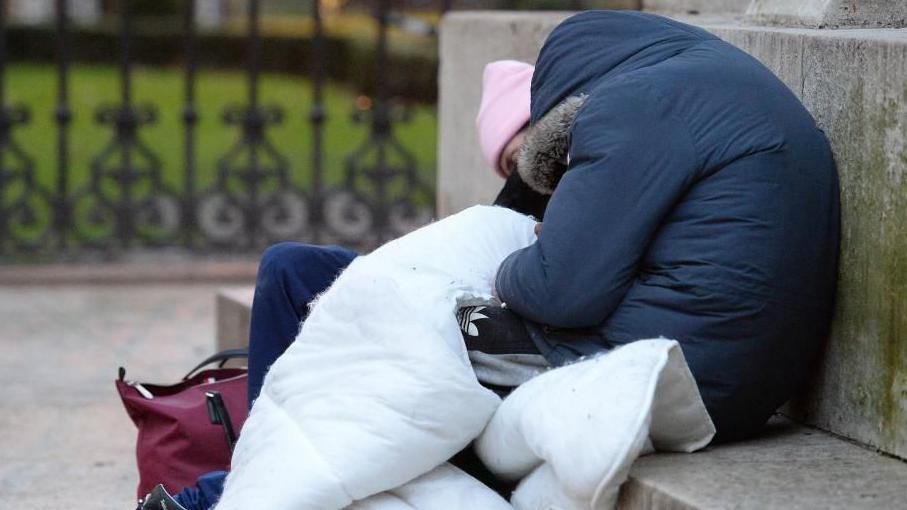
[707,23,907,460]
[643,0,750,15]
[438,5,907,458]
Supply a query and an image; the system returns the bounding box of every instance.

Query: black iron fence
[0,0,436,260]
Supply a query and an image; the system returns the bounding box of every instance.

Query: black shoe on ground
[138,484,189,510]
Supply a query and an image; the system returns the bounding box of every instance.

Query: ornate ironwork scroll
[0,0,440,260]
[0,104,55,253]
[322,0,433,247]
[72,0,180,248]
[0,1,53,254]
[197,0,309,249]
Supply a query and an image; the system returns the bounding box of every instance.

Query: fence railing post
[0,0,7,253]
[55,0,71,250]
[245,0,262,246]
[309,0,326,244]
[0,0,50,255]
[183,0,198,247]
[118,0,134,247]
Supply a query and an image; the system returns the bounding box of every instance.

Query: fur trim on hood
[516,94,587,195]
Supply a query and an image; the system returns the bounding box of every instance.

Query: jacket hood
[529,11,717,124]
[516,11,717,194]
[516,94,587,194]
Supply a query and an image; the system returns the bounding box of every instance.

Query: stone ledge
[619,417,907,509]
[215,286,254,354]
[744,0,907,29]
[643,0,750,16]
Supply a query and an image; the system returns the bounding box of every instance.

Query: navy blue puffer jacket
[495,11,840,441]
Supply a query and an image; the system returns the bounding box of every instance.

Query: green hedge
[7,24,439,103]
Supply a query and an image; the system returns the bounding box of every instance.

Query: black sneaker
[138,484,189,510]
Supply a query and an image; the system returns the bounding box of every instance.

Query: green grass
[6,63,438,198]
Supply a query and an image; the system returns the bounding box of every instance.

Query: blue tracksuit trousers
[246,242,359,406]
[174,243,357,509]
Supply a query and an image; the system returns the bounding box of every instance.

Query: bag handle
[183,348,248,381]
[206,391,238,452]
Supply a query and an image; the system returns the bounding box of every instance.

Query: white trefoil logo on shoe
[458,306,489,337]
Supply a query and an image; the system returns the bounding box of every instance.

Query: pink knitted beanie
[475,60,534,177]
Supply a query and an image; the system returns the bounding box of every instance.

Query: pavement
[0,283,244,509]
[0,260,258,285]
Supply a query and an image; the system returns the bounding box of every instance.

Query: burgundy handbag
[116,349,249,498]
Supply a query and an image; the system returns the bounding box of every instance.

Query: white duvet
[215,206,715,510]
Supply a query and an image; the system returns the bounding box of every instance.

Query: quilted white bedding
[214,206,714,510]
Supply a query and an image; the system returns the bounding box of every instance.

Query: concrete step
[215,288,907,509]
[619,417,907,509]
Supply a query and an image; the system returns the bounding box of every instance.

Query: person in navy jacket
[495,11,840,442]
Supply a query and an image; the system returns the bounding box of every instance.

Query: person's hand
[534,222,542,236]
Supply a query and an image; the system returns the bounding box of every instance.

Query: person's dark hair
[493,171,550,221]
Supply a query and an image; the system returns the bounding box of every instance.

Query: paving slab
[0,284,227,509]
